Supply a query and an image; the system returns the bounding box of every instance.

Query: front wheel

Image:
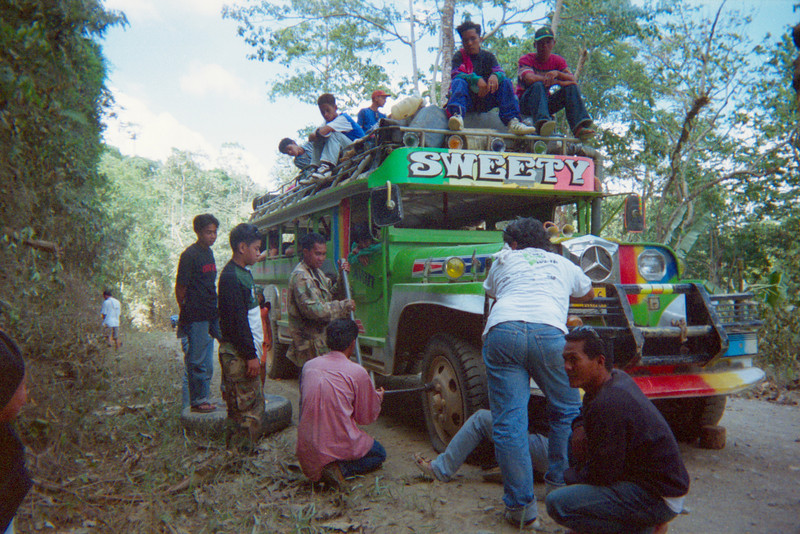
[421,334,488,452]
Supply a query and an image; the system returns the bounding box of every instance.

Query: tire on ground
[180,394,293,438]
[267,342,299,379]
[653,395,727,443]
[421,333,488,453]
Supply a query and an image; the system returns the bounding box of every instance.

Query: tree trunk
[439,0,456,104]
[409,0,420,95]
[551,0,564,36]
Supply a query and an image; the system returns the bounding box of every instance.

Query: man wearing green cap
[516,27,595,140]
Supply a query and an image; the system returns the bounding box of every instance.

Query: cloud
[103,0,227,22]
[173,0,227,18]
[103,88,275,187]
[103,0,161,22]
[179,62,261,102]
[104,89,214,161]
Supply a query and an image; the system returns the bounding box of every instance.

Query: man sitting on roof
[516,27,595,140]
[303,93,365,185]
[357,90,390,132]
[279,138,313,171]
[445,21,536,136]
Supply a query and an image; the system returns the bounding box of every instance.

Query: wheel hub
[425,355,464,444]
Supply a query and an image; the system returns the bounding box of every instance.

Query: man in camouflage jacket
[287,232,355,366]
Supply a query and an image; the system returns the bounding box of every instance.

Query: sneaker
[508,117,537,135]
[538,120,557,137]
[574,125,596,141]
[448,113,464,131]
[311,162,334,180]
[319,462,345,489]
[299,163,333,185]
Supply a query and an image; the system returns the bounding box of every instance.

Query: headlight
[638,249,667,281]
[403,132,420,147]
[490,137,506,152]
[444,257,465,280]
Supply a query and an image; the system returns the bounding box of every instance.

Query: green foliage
[97,148,259,329]
[223,0,399,105]
[0,0,126,268]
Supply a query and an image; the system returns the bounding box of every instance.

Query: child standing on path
[217,223,265,444]
[100,289,122,349]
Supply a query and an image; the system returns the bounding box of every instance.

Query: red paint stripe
[618,245,639,283]
[632,374,716,398]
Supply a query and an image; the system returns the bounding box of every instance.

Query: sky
[100,0,798,190]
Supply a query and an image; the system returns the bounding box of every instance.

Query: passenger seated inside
[303,93,365,186]
[348,223,381,267]
[516,27,595,140]
[445,21,536,136]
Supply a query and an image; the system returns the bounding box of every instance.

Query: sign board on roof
[367,148,596,192]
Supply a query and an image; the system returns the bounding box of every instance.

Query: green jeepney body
[250,124,763,447]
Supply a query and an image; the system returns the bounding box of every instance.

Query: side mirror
[624,194,645,233]
[370,182,403,227]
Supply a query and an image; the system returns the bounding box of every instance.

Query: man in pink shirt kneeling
[296,318,386,486]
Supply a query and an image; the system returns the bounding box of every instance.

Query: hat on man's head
[371,89,391,100]
[535,27,555,42]
[0,331,25,408]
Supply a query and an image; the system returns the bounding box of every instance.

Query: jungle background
[1,0,799,531]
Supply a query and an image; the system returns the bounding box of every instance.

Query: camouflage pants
[288,333,327,367]
[219,342,265,441]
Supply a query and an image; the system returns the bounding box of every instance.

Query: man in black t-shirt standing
[176,214,221,413]
[445,21,535,135]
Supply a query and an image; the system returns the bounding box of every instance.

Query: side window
[265,229,280,258]
[281,224,296,257]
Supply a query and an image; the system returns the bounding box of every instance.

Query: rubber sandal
[412,452,436,479]
[190,402,216,413]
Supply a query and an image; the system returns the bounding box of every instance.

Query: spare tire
[180,394,293,438]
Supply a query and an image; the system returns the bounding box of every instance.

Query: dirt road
[260,371,800,533]
[27,332,794,533]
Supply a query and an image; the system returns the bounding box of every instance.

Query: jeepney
[250,111,763,450]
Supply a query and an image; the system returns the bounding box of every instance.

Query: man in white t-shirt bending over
[482,217,593,528]
[101,289,122,349]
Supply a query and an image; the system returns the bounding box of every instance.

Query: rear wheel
[421,334,488,452]
[266,341,298,379]
[653,395,727,442]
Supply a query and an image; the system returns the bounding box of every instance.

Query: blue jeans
[338,439,386,478]
[483,322,582,518]
[446,77,521,124]
[179,319,220,407]
[431,408,548,481]
[313,131,351,166]
[519,82,591,133]
[546,481,677,534]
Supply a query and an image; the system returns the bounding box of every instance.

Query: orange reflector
[447,135,464,149]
